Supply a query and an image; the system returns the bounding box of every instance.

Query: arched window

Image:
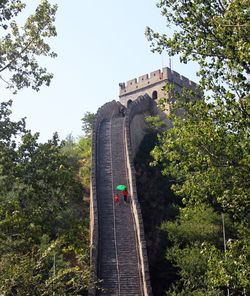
[127,99,132,107]
[152,91,158,100]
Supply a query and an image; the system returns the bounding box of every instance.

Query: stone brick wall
[125,94,155,158]
[89,96,154,295]
[89,100,121,295]
[123,94,155,295]
[90,67,197,295]
[119,67,196,107]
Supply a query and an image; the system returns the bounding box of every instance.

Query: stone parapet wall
[120,67,196,96]
[119,67,197,107]
[125,94,154,158]
[89,100,122,296]
[90,95,154,296]
[124,94,154,295]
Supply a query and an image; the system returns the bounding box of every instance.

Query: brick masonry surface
[89,97,153,296]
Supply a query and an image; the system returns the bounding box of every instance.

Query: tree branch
[0,37,35,73]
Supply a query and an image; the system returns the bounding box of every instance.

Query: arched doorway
[127,99,132,107]
[152,91,158,100]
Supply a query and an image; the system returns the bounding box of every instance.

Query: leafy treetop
[0,0,57,93]
[145,0,250,102]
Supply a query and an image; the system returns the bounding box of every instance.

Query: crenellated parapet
[119,67,196,106]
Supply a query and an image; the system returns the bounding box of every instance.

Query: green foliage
[134,133,180,295]
[78,112,94,187]
[145,0,250,100]
[0,101,90,295]
[162,205,233,295]
[145,115,167,132]
[77,136,92,188]
[203,236,250,293]
[151,98,250,221]
[81,112,95,136]
[162,205,225,246]
[0,2,92,294]
[0,237,90,296]
[146,0,250,294]
[61,134,83,175]
[61,121,93,189]
[0,0,57,92]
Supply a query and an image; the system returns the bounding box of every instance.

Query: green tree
[162,205,235,295]
[145,0,250,100]
[0,2,92,294]
[60,111,95,189]
[0,0,57,92]
[78,112,94,188]
[150,97,249,221]
[0,101,90,295]
[145,0,250,294]
[81,111,95,137]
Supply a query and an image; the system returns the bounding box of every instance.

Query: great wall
[89,67,196,296]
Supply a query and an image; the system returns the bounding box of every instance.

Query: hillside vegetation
[0,102,92,295]
[0,1,93,294]
[142,0,250,295]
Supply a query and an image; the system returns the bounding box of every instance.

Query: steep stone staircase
[96,115,143,296]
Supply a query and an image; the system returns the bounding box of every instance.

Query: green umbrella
[116,184,127,191]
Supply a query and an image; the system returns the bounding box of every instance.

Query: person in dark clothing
[121,188,128,203]
[120,106,126,117]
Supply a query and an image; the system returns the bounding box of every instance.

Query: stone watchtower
[119,67,196,110]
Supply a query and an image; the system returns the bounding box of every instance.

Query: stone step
[96,118,143,296]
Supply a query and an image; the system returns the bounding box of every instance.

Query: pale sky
[6,0,199,142]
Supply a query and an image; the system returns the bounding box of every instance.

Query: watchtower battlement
[119,67,196,106]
